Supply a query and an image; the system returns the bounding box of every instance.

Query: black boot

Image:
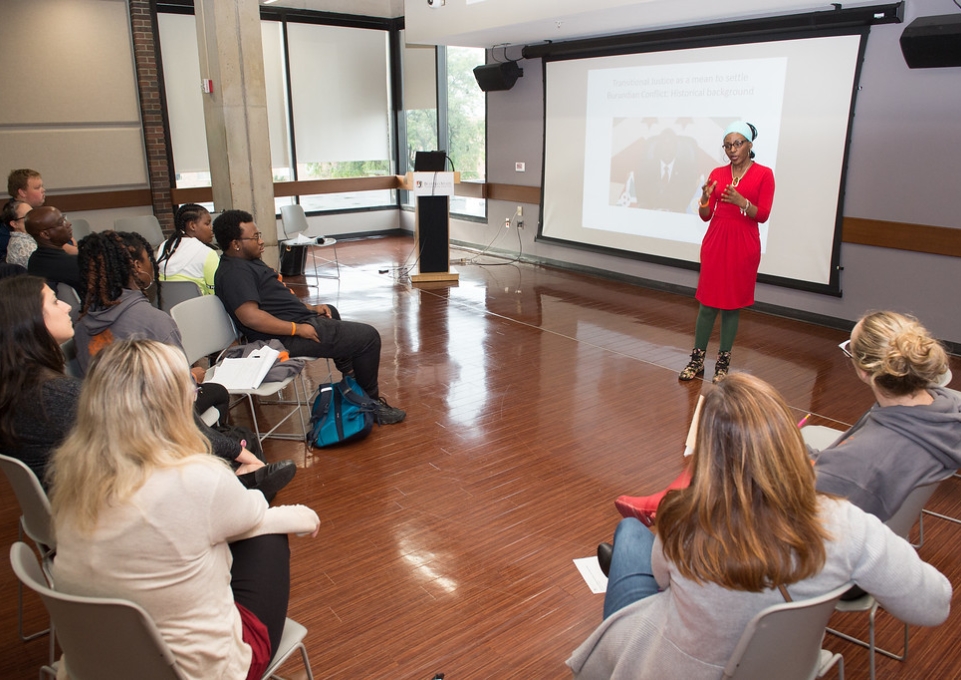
[679,348,706,381]
[713,351,732,384]
[597,542,614,578]
[238,460,297,503]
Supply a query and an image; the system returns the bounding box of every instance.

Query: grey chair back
[10,542,186,680]
[158,280,203,314]
[69,217,93,241]
[887,480,940,540]
[0,454,56,646]
[114,215,165,249]
[61,338,82,379]
[56,282,82,324]
[280,204,310,239]
[10,542,316,680]
[169,294,238,365]
[723,583,850,680]
[0,453,55,551]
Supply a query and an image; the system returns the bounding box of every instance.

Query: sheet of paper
[683,393,705,457]
[574,556,608,594]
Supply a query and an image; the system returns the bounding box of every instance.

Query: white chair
[158,279,203,313]
[0,453,57,660]
[723,582,849,679]
[10,542,314,680]
[114,215,165,249]
[169,294,309,442]
[825,480,942,680]
[280,204,340,280]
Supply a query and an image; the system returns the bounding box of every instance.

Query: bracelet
[698,198,710,209]
[291,322,297,336]
[740,199,752,216]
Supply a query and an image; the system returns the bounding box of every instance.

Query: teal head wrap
[723,121,756,142]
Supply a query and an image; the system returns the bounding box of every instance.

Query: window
[286,22,394,211]
[402,41,439,179]
[445,46,486,218]
[158,12,394,214]
[400,42,487,218]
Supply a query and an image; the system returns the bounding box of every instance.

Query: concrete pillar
[194,0,278,266]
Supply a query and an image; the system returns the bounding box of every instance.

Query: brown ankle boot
[713,351,732,383]
[679,348,706,381]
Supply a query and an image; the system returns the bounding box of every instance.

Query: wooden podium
[404,171,460,283]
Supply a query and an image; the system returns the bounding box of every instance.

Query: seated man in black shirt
[25,206,82,295]
[213,210,405,425]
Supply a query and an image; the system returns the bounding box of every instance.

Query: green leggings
[693,304,740,353]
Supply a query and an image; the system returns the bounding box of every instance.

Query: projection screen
[540,32,867,294]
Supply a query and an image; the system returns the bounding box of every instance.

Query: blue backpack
[308,375,376,447]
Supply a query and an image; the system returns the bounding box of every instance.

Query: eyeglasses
[238,232,263,241]
[722,140,748,151]
[838,339,853,359]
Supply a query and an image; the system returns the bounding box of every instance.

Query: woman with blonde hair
[616,310,961,525]
[49,339,319,680]
[814,310,961,521]
[569,373,950,679]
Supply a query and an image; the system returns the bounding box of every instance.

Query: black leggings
[229,533,290,657]
[195,381,230,426]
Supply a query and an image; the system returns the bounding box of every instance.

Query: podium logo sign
[413,172,455,197]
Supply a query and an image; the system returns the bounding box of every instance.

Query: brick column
[129,0,175,234]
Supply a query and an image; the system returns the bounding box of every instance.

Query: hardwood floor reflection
[2,234,959,679]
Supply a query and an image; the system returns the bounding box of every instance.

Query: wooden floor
[2,234,961,679]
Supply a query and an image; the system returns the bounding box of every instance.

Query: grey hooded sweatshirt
[74,288,183,376]
[813,386,961,522]
[72,288,242,463]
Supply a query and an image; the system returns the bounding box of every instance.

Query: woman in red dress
[679,121,775,383]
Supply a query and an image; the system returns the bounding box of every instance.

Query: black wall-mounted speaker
[472,61,524,92]
[899,14,961,69]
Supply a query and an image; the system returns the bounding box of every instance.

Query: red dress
[695,162,775,310]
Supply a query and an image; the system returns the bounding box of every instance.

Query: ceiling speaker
[473,62,523,92]
[899,14,961,69]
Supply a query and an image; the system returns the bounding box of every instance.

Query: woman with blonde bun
[616,310,961,526]
[814,311,961,521]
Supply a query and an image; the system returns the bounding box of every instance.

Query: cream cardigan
[52,457,319,680]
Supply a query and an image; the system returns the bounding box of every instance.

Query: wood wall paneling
[53,181,961,261]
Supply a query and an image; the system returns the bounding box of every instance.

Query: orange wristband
[291,322,296,336]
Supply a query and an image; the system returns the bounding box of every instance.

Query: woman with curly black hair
[74,229,296,500]
[75,230,174,375]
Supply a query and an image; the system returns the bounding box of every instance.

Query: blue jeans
[604,518,659,620]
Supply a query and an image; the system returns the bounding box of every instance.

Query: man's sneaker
[373,397,406,425]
